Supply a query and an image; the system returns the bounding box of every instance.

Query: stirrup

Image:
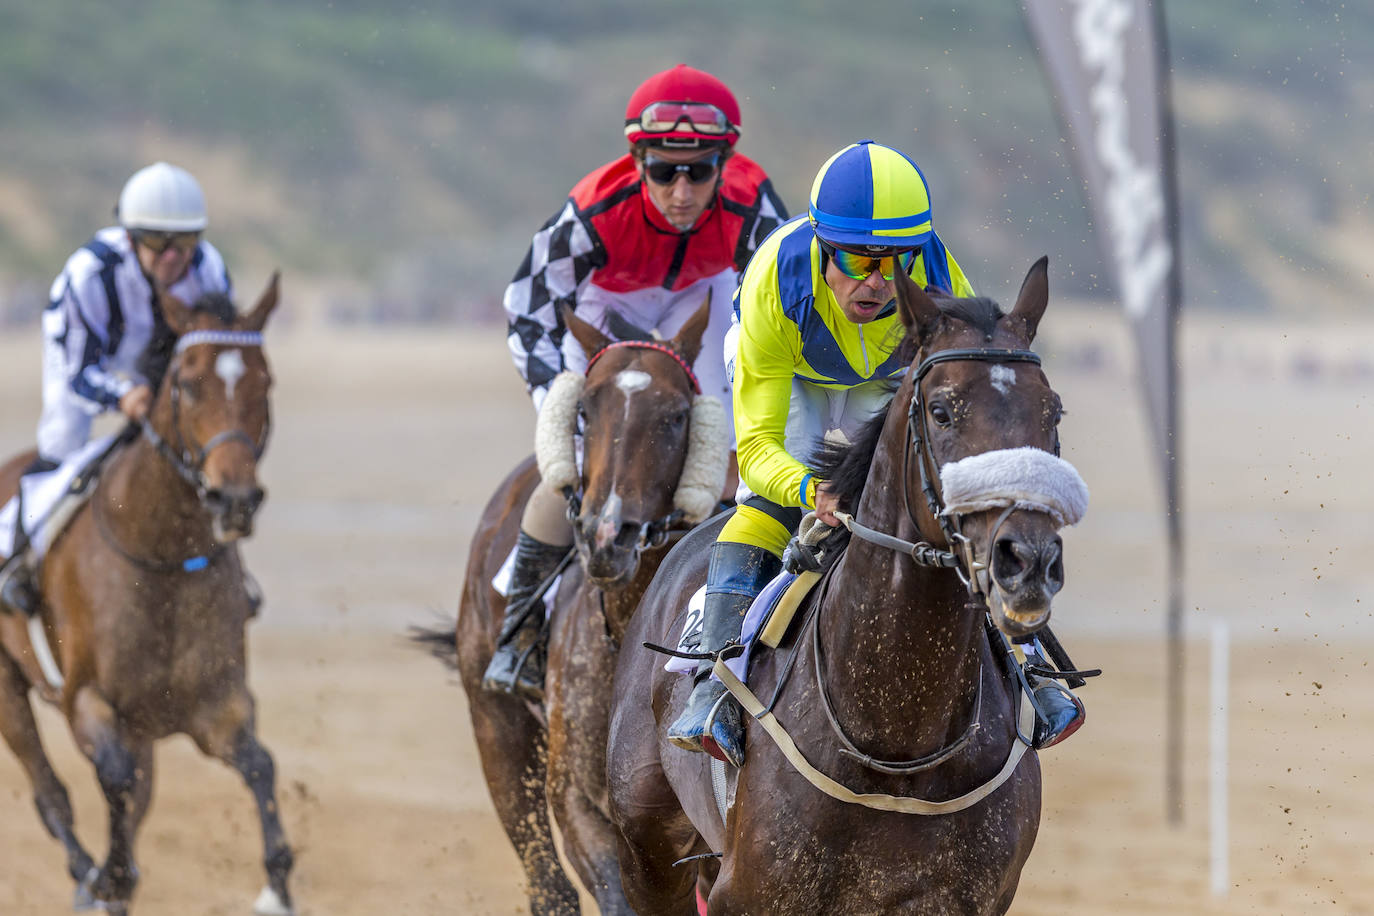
[1029,676,1085,749]
[480,621,547,701]
[667,676,726,752]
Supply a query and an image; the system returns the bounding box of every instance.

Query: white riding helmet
[116,162,208,231]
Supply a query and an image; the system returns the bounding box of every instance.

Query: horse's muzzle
[988,531,1063,636]
[206,485,266,542]
[576,509,643,586]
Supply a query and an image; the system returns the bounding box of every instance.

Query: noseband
[141,329,269,501]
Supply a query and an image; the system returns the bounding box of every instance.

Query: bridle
[565,339,701,553]
[141,329,270,502]
[904,346,1047,599]
[809,345,1050,773]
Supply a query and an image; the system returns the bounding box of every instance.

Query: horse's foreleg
[606,749,702,915]
[69,686,145,910]
[0,650,95,883]
[190,691,294,916]
[468,693,581,916]
[547,762,633,915]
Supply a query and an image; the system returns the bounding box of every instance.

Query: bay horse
[608,258,1086,914]
[0,277,293,915]
[438,300,727,914]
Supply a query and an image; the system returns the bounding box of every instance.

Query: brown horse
[438,301,727,914]
[0,277,292,915]
[608,258,1083,914]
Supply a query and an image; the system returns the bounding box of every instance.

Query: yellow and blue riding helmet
[808,140,933,251]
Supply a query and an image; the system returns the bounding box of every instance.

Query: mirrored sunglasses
[643,153,721,186]
[821,240,917,281]
[132,229,201,254]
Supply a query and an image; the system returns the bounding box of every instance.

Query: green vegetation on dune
[0,0,1368,321]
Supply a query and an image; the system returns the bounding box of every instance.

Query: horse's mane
[810,295,1007,511]
[189,291,239,326]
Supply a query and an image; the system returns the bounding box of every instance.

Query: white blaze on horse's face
[215,349,247,400]
[616,369,652,420]
[989,365,1016,396]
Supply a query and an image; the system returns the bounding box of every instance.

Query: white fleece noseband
[535,370,728,525]
[939,446,1089,528]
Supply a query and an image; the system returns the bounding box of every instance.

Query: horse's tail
[407,618,459,671]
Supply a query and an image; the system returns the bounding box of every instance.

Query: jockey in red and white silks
[484,64,788,701]
[503,130,786,432]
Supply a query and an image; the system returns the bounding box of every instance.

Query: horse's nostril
[995,538,1033,579]
[1044,541,1064,593]
[614,522,640,550]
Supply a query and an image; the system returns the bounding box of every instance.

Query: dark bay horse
[442,301,727,914]
[608,258,1083,914]
[0,277,293,915]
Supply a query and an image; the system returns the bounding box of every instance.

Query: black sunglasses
[642,154,721,186]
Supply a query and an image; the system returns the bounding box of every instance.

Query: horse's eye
[178,377,199,400]
[929,403,953,427]
[665,410,688,430]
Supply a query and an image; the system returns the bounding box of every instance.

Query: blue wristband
[799,473,815,510]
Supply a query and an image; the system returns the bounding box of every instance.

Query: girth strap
[712,655,1035,816]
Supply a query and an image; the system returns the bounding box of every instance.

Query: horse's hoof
[73,868,100,911]
[253,885,295,916]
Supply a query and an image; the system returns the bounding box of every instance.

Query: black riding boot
[480,531,571,702]
[1022,635,1087,749]
[667,541,781,767]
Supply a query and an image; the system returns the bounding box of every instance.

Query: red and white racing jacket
[503,152,787,404]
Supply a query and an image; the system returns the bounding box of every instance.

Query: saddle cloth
[0,435,115,560]
[665,568,820,682]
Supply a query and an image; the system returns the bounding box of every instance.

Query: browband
[914,347,1039,383]
[583,340,701,394]
[174,330,264,354]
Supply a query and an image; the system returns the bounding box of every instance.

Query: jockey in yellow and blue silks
[668,140,1084,766]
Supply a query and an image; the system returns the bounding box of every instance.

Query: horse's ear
[562,304,612,357]
[156,284,197,337]
[1009,256,1049,342]
[893,259,941,342]
[243,271,281,332]
[669,289,712,368]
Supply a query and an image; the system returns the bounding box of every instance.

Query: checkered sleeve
[503,199,602,402]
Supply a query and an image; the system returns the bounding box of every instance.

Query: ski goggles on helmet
[818,239,917,281]
[625,101,736,138]
[131,229,201,254]
[643,153,721,186]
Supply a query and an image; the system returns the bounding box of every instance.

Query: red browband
[583,340,702,395]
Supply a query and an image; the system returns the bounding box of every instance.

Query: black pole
[1153,0,1186,826]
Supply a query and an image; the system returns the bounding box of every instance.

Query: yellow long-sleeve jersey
[731,216,974,510]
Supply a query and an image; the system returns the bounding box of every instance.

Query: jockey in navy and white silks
[0,162,229,615]
[483,65,788,701]
[39,225,231,463]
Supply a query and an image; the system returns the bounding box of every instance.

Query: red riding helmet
[624,64,741,149]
